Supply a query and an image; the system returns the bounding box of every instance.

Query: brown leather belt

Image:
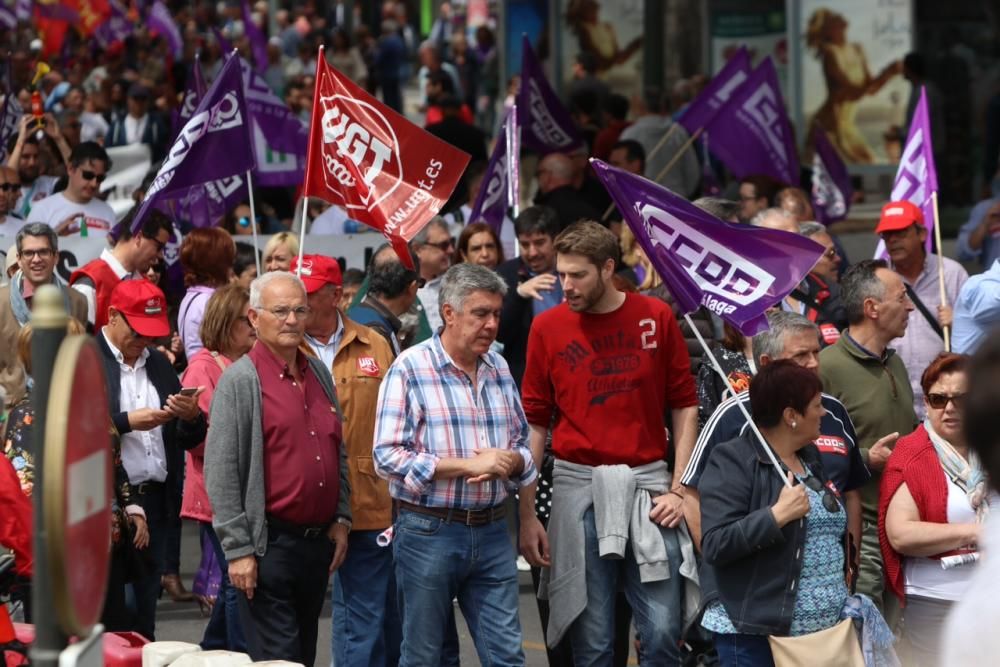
[399,501,506,527]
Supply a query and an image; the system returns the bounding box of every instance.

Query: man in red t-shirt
[519,221,699,663]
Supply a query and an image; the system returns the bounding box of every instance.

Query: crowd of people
[2,2,1000,667]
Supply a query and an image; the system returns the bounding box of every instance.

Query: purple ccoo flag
[469,105,519,236]
[811,127,853,225]
[236,56,306,186]
[241,0,269,73]
[94,0,132,48]
[149,0,183,58]
[517,35,584,155]
[0,91,21,163]
[876,86,937,256]
[131,56,255,233]
[0,5,15,29]
[702,57,799,186]
[677,46,751,135]
[15,0,30,21]
[591,158,824,336]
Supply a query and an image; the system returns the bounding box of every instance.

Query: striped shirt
[373,333,537,509]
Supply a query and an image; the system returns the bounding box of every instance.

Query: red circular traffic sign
[44,335,111,635]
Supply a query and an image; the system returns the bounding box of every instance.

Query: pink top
[180,348,232,522]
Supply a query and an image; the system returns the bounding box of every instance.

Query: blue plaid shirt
[373,334,536,509]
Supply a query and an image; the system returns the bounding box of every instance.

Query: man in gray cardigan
[205,271,351,665]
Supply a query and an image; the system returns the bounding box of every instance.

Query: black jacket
[699,433,846,635]
[496,258,535,387]
[98,334,207,486]
[534,185,601,232]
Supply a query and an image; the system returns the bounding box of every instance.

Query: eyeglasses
[80,170,107,184]
[0,183,20,192]
[19,248,54,260]
[800,474,841,513]
[261,305,311,320]
[426,239,455,252]
[926,392,966,410]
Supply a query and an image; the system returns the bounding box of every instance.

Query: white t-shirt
[904,479,997,601]
[27,192,116,237]
[942,511,1000,665]
[15,175,59,219]
[0,214,28,238]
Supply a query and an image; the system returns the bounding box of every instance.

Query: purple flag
[0,6,15,29]
[0,92,21,162]
[700,132,721,197]
[236,56,306,185]
[469,105,519,235]
[591,159,824,336]
[148,0,182,58]
[702,57,800,186]
[677,46,752,135]
[15,0,30,21]
[94,0,132,48]
[213,27,233,53]
[241,0,268,74]
[877,86,937,256]
[173,53,207,135]
[811,128,853,225]
[517,35,584,155]
[34,1,77,21]
[131,56,255,232]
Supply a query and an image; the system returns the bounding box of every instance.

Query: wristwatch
[334,516,352,532]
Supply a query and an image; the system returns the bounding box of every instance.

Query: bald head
[751,207,800,235]
[538,153,575,194]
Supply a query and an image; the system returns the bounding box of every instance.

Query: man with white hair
[206,271,351,665]
[374,263,537,666]
[750,206,800,234]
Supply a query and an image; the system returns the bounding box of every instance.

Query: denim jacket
[699,433,843,635]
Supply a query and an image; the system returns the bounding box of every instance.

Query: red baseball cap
[109,279,170,338]
[875,201,924,234]
[291,254,343,293]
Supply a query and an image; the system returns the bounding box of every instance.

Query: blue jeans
[332,530,401,666]
[569,507,683,666]
[713,633,774,667]
[393,509,524,667]
[200,523,247,651]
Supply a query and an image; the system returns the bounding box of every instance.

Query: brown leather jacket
[304,315,396,531]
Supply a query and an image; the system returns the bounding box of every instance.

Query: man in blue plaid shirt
[374,262,537,667]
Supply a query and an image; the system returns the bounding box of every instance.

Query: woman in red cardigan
[878,353,995,666]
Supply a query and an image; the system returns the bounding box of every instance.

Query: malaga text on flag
[303,51,471,262]
[811,127,853,225]
[517,35,585,155]
[591,159,824,336]
[676,45,752,135]
[131,55,255,233]
[702,57,800,186]
[469,105,519,236]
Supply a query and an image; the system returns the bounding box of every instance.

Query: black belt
[133,481,165,495]
[399,501,506,527]
[266,514,330,539]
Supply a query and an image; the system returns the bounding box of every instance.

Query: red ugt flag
[303,49,471,266]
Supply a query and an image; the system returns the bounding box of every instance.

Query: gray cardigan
[205,353,351,562]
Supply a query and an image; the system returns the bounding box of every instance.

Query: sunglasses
[801,474,841,514]
[426,239,455,252]
[926,392,966,410]
[0,183,20,192]
[80,170,107,184]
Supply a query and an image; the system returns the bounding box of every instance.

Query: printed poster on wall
[560,0,644,100]
[799,0,913,165]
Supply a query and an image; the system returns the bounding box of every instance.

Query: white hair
[249,271,306,308]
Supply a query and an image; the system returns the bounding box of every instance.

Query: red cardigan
[878,424,953,605]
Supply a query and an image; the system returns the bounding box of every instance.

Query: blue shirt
[531,270,563,318]
[682,392,870,494]
[952,260,1000,354]
[957,198,1000,270]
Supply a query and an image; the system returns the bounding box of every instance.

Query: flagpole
[683,313,793,489]
[932,191,950,351]
[296,195,308,277]
[600,126,703,223]
[245,169,261,276]
[643,122,680,170]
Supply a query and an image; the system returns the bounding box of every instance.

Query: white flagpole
[296,195,308,277]
[245,169,261,276]
[932,192,950,351]
[507,107,521,258]
[683,313,793,488]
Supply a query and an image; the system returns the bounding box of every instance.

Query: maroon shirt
[249,342,343,525]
